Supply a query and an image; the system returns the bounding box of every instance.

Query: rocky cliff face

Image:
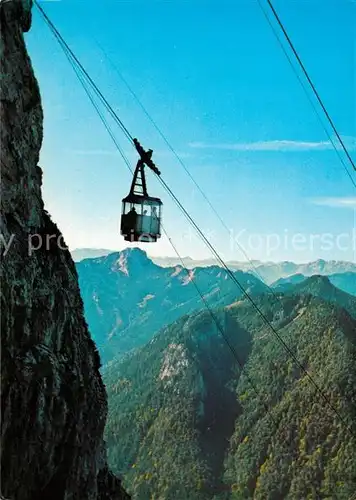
[0,1,129,498]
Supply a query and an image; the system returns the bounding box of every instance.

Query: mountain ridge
[283,275,356,318]
[76,249,267,363]
[76,249,355,363]
[72,248,356,283]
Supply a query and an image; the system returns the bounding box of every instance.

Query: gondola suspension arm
[133,138,161,176]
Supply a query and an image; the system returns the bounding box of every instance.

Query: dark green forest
[103,283,356,499]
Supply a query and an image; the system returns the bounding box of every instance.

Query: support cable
[256,0,356,189]
[262,0,356,175]
[93,38,296,294]
[62,30,282,431]
[157,174,355,437]
[161,222,282,434]
[34,0,134,144]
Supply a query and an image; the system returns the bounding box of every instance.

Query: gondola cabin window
[121,197,162,242]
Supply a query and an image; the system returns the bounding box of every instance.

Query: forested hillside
[104,285,356,499]
[223,296,356,500]
[286,275,356,318]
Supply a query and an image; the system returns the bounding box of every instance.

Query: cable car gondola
[120,140,162,243]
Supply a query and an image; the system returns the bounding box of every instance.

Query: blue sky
[26,0,355,262]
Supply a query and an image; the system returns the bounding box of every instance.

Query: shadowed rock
[0,1,129,498]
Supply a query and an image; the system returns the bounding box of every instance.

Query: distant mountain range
[76,248,267,363]
[72,247,356,284]
[151,257,356,284]
[76,249,356,365]
[254,260,356,284]
[71,248,117,262]
[104,278,356,499]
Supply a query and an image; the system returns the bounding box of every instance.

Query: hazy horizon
[70,245,356,266]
